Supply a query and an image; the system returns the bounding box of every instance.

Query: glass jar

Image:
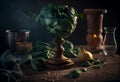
[103,27,117,56]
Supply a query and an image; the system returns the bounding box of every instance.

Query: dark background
[0,0,119,54]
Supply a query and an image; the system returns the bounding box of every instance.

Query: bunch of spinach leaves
[21,40,79,71]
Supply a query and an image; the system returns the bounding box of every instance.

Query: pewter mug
[6,30,30,49]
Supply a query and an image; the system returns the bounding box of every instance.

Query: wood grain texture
[21,53,120,82]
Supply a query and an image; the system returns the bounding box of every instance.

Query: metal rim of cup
[6,30,30,33]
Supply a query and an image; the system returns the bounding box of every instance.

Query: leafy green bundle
[22,40,79,71]
[37,4,82,38]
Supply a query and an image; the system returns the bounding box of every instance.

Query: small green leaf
[80,61,92,67]
[68,69,81,78]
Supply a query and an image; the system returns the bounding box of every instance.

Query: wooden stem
[53,37,67,60]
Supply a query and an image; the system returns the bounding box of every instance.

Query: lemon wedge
[78,47,93,61]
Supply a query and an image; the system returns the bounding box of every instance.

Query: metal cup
[6,30,30,49]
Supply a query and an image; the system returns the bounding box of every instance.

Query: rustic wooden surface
[21,53,120,82]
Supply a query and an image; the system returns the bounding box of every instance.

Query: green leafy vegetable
[79,58,101,67]
[63,40,79,58]
[38,3,82,38]
[68,68,87,78]
[80,61,92,67]
[93,58,100,64]
[35,40,52,50]
[68,69,81,78]
[63,40,74,49]
[24,3,83,38]
[21,40,79,71]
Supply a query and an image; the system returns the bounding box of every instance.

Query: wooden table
[21,53,120,82]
